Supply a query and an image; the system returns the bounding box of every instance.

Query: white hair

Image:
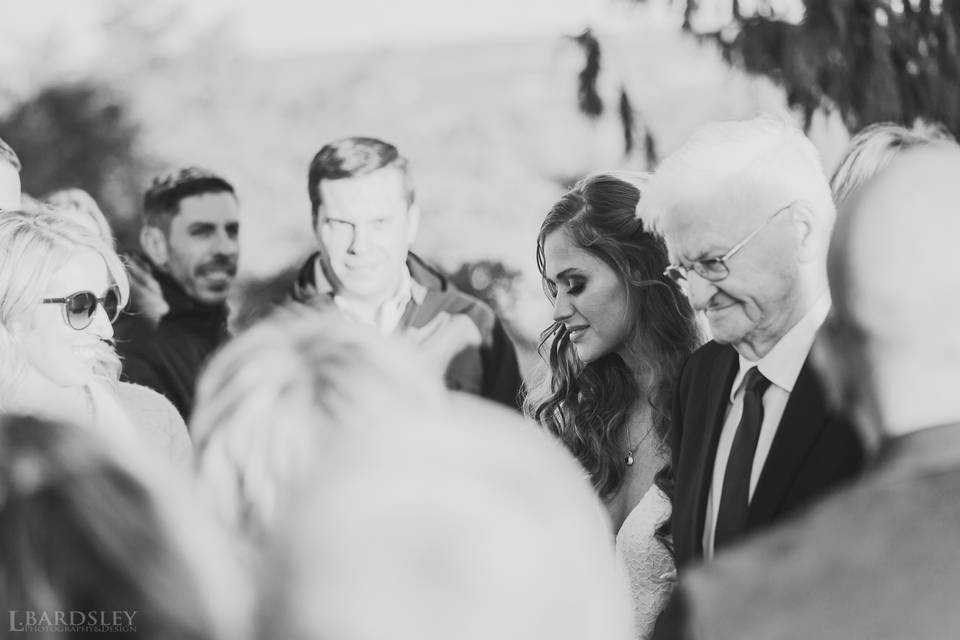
[643,114,835,234]
[192,306,446,543]
[0,413,253,640]
[0,210,130,394]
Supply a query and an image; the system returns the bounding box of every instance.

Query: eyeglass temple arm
[721,204,792,261]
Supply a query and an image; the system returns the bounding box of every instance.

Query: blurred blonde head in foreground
[829,120,955,208]
[260,402,634,640]
[817,121,956,452]
[43,188,115,246]
[817,141,960,447]
[192,306,447,543]
[0,413,251,640]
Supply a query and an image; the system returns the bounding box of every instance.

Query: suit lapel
[747,357,828,526]
[687,346,740,556]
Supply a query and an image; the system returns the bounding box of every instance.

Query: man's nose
[214,228,239,256]
[685,272,717,311]
[348,223,371,254]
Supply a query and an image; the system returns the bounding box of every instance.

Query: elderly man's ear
[789,201,820,264]
[140,225,169,268]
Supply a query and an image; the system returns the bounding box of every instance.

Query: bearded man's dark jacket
[114,267,229,422]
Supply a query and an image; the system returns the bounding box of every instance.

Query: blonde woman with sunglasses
[0,210,191,468]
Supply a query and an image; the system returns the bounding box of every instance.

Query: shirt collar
[729,292,831,400]
[330,264,426,333]
[310,254,427,303]
[410,271,428,305]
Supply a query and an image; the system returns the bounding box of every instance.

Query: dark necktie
[714,366,772,550]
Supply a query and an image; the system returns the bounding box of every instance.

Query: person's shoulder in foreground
[661,448,960,640]
[117,381,192,468]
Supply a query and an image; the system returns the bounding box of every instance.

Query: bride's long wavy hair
[524,173,700,501]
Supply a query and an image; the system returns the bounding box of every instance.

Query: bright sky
[1,0,665,62]
[220,0,655,53]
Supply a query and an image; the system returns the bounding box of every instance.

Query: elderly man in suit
[643,115,863,569]
[652,137,960,640]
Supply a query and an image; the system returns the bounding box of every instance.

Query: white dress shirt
[322,261,426,334]
[702,293,831,559]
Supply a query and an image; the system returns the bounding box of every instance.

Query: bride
[525,173,700,639]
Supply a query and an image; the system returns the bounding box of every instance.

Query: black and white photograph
[1,1,957,638]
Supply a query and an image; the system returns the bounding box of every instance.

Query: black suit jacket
[669,341,863,569]
[116,270,229,421]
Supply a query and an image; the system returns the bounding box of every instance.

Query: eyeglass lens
[65,289,120,329]
[694,260,729,281]
[665,261,729,285]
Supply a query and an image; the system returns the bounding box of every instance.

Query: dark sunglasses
[41,287,122,330]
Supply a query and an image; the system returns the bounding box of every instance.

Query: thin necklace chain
[623,399,656,467]
[625,421,658,467]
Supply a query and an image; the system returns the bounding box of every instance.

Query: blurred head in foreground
[830,120,955,208]
[0,413,250,639]
[44,188,115,246]
[815,141,960,451]
[192,306,446,543]
[260,402,634,640]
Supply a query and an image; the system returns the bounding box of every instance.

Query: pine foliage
[653,0,960,134]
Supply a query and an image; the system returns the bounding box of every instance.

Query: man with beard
[115,167,240,421]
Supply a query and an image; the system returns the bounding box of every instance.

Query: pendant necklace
[624,424,657,467]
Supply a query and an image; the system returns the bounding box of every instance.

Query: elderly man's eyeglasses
[662,203,793,285]
[42,288,122,331]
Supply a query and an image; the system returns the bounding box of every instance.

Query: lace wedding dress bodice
[615,485,675,640]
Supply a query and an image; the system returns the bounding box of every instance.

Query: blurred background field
[0,0,880,369]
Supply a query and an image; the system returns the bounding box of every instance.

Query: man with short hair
[290,136,523,408]
[653,138,960,640]
[0,136,22,211]
[115,167,240,420]
[643,115,863,569]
